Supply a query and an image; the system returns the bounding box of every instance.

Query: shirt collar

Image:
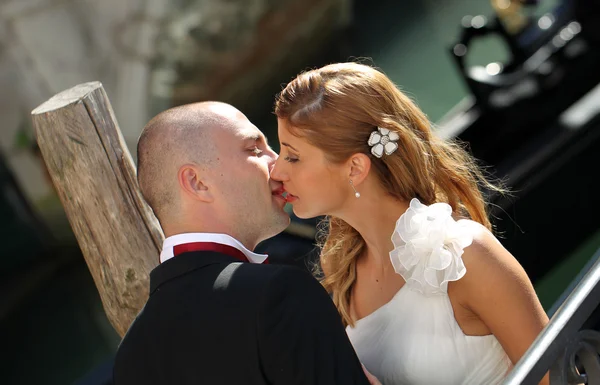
[160,233,267,264]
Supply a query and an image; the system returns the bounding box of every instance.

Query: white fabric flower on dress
[389,198,476,295]
[368,127,400,158]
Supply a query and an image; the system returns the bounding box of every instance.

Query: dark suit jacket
[113,251,371,385]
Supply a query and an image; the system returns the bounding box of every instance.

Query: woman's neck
[337,193,410,270]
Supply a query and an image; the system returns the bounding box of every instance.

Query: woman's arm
[453,225,550,385]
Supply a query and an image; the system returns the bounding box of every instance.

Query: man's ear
[346,153,371,186]
[178,164,213,202]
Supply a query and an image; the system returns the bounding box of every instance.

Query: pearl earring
[349,179,360,198]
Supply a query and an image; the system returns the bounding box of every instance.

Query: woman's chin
[292,205,320,220]
[292,208,308,219]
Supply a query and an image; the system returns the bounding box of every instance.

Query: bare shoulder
[460,220,517,272]
[450,220,548,366]
[451,220,531,300]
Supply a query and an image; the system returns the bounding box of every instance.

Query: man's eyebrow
[242,132,270,147]
[250,133,270,146]
[242,134,260,142]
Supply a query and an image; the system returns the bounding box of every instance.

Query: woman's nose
[270,156,286,181]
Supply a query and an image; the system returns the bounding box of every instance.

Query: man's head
[137,101,289,249]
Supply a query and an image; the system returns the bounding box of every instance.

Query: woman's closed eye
[284,155,299,163]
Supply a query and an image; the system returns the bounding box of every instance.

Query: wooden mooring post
[31,82,164,337]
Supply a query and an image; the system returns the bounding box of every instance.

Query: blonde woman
[271,62,549,385]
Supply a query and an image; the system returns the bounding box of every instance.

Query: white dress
[346,199,513,385]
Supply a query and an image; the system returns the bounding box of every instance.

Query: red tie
[172,242,269,264]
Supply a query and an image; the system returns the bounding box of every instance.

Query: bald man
[112,102,376,385]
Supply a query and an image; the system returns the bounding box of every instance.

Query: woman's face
[271,119,351,219]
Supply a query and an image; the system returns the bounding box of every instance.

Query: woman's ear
[178,164,213,202]
[347,153,371,186]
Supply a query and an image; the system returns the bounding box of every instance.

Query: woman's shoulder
[454,221,520,291]
[389,198,488,295]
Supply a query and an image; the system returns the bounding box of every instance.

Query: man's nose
[266,148,278,170]
[267,148,278,166]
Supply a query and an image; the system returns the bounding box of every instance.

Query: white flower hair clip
[368,127,400,158]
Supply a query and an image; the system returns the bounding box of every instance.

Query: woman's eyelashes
[284,155,299,163]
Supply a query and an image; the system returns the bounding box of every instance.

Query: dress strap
[389,198,478,295]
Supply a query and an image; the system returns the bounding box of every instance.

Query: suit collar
[150,251,239,294]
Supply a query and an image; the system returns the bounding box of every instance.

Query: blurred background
[1,0,599,384]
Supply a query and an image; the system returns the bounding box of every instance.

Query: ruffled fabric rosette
[390,198,475,295]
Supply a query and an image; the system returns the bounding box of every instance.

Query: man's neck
[162,209,265,251]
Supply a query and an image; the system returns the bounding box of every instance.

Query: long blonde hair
[274,62,503,326]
